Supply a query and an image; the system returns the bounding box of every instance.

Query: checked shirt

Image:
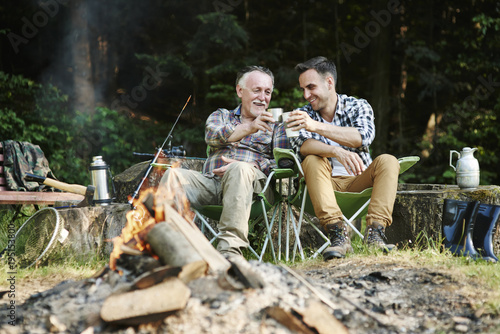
[290,93,375,168]
[204,105,288,177]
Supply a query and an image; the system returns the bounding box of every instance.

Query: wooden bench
[0,142,84,205]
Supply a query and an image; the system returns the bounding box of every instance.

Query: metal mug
[268,108,283,123]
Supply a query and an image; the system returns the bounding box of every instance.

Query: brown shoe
[364,221,396,252]
[322,222,353,260]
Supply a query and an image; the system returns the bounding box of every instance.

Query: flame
[109,161,195,271]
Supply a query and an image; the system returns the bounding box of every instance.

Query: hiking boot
[364,221,396,252]
[322,222,353,260]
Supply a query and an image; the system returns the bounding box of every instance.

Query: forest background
[0,0,499,187]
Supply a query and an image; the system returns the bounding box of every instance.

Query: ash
[1,257,499,334]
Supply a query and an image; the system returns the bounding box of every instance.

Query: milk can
[449,147,480,190]
[90,156,114,205]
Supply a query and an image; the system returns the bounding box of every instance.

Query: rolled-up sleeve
[351,99,375,147]
[205,108,237,147]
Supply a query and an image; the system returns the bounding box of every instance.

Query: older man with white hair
[160,65,288,257]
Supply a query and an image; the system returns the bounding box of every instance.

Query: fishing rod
[128,95,192,205]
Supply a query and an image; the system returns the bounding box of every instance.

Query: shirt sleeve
[350,99,375,147]
[205,108,237,147]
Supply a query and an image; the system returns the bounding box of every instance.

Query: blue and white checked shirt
[204,105,289,176]
[290,93,375,168]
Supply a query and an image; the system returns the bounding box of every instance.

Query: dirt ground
[4,253,500,334]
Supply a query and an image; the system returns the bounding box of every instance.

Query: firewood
[163,204,230,273]
[178,260,208,283]
[146,221,203,267]
[131,260,208,290]
[294,301,349,334]
[100,277,190,325]
[265,307,316,334]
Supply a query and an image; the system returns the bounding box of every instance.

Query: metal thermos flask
[90,156,113,205]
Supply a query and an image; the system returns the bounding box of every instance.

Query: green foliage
[0,72,194,185]
[270,87,304,111]
[2,1,500,187]
[187,12,248,58]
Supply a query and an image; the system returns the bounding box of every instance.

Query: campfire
[101,165,346,332]
[7,164,348,334]
[109,160,196,269]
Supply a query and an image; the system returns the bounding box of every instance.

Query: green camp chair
[194,154,299,262]
[273,148,420,260]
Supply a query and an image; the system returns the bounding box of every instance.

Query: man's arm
[206,108,274,145]
[301,120,362,148]
[300,138,365,175]
[227,112,273,142]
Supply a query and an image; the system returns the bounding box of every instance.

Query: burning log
[162,204,230,273]
[109,162,198,271]
[128,260,208,291]
[146,221,203,267]
[109,188,158,271]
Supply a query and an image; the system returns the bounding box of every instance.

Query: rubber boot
[472,203,500,262]
[442,199,480,258]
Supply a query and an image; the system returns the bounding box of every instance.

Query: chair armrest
[398,156,420,174]
[273,148,304,176]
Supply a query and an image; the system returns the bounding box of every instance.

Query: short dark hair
[236,65,274,89]
[295,56,337,84]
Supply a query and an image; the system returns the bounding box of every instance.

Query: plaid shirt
[203,105,289,176]
[290,93,375,168]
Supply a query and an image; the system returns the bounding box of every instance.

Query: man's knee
[223,162,259,184]
[226,161,254,174]
[374,154,400,173]
[303,155,324,168]
[302,155,329,174]
[162,167,190,185]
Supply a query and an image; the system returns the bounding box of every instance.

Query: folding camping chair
[273,148,420,260]
[193,158,299,262]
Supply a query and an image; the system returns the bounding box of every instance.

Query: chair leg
[287,204,305,261]
[305,216,331,259]
[472,203,500,262]
[194,210,261,260]
[259,199,278,262]
[195,210,219,243]
[342,200,369,240]
[442,199,480,258]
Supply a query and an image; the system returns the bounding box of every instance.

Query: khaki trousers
[301,154,400,228]
[160,162,271,255]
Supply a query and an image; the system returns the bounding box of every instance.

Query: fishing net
[11,207,64,269]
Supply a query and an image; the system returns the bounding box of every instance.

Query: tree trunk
[369,0,392,156]
[70,0,95,113]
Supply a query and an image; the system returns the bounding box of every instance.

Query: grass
[0,258,107,283]
[0,205,108,285]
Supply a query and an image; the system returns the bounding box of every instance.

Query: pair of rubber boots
[442,199,499,262]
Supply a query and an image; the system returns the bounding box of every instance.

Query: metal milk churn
[90,156,113,205]
[449,147,480,190]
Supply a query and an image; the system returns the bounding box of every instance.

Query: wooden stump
[389,184,500,255]
[56,203,129,258]
[113,158,206,203]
